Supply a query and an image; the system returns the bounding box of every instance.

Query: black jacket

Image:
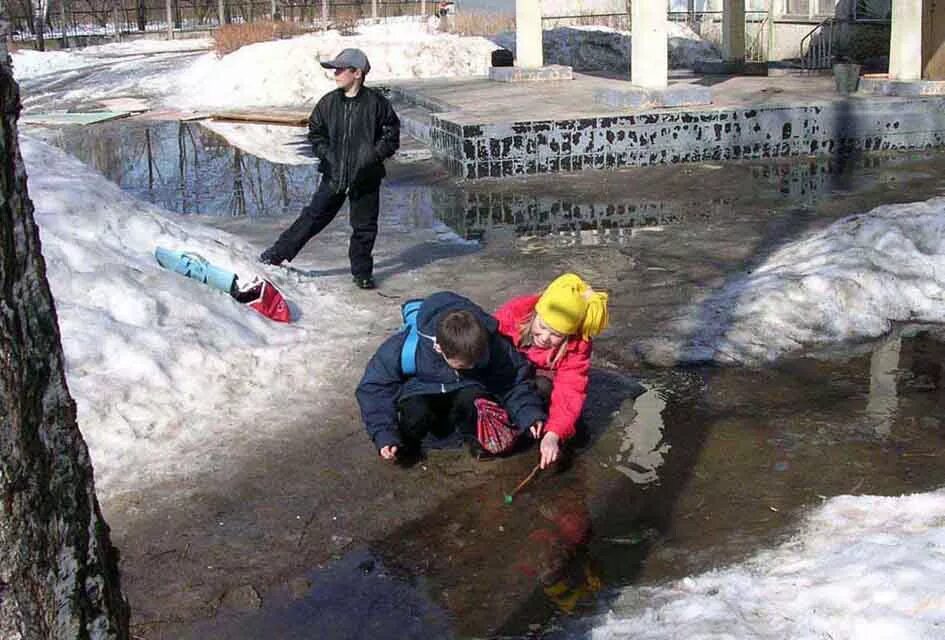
[356,292,548,451]
[308,86,400,193]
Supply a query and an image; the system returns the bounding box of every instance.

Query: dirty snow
[578,490,945,640]
[22,136,375,498]
[677,199,945,365]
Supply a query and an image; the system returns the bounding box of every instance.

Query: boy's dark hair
[436,310,489,363]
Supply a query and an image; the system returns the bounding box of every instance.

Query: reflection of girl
[515,488,602,613]
[495,273,609,468]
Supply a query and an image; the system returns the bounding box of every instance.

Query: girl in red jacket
[494,273,609,469]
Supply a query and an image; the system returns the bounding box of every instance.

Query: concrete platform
[859,75,945,97]
[387,72,945,179]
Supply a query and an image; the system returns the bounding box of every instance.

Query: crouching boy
[357,292,547,461]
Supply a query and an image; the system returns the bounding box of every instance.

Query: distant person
[357,292,547,462]
[259,48,400,290]
[494,273,609,469]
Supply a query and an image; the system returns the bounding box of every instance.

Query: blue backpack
[400,299,424,376]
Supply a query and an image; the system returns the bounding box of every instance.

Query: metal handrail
[799,16,837,70]
[746,15,769,63]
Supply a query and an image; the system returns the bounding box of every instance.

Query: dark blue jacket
[356,292,547,450]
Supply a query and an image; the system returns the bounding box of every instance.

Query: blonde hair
[518,311,569,368]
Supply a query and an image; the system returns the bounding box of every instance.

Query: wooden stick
[509,464,541,498]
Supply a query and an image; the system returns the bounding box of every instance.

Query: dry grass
[213,20,307,57]
[545,13,630,31]
[448,11,514,37]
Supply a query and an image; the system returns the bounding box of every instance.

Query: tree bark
[0,20,131,640]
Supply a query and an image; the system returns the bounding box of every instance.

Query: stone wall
[429,97,945,179]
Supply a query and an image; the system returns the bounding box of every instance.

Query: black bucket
[491,48,514,67]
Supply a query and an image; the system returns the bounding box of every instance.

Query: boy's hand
[379,445,398,461]
[529,420,544,439]
[539,432,560,469]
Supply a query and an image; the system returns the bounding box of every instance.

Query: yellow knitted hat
[535,273,609,340]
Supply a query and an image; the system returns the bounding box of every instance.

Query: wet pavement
[34,119,945,638]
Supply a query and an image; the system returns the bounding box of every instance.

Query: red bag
[474,398,518,454]
[233,277,291,323]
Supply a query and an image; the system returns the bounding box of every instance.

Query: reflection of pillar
[866,334,901,437]
[614,385,670,485]
[631,1,667,89]
[722,0,745,63]
[145,128,154,191]
[233,148,246,217]
[890,0,923,80]
[178,121,187,212]
[515,0,543,68]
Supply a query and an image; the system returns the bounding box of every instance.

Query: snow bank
[493,22,719,73]
[22,136,371,498]
[677,199,945,364]
[172,22,499,110]
[584,490,945,639]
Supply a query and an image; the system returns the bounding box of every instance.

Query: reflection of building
[431,190,720,245]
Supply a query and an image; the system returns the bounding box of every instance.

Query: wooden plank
[20,111,132,126]
[209,110,309,126]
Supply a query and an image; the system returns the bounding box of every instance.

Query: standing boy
[357,292,547,461]
[259,48,400,290]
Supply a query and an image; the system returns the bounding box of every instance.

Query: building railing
[799,15,838,70]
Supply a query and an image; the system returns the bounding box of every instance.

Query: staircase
[800,17,838,71]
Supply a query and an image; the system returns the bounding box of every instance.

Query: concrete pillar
[722,0,746,63]
[889,0,923,81]
[631,1,667,88]
[515,0,543,68]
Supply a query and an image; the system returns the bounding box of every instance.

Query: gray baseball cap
[320,48,371,74]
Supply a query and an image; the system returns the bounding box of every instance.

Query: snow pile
[22,136,371,498]
[493,22,719,73]
[172,22,500,110]
[677,199,945,364]
[584,490,945,639]
[11,38,213,81]
[11,49,101,79]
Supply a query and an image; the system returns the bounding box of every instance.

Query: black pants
[397,387,491,449]
[270,179,380,279]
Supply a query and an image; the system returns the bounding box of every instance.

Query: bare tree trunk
[59,0,71,47]
[32,0,47,51]
[136,0,146,31]
[112,0,122,40]
[0,19,131,640]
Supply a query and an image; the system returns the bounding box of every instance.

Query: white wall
[540,0,624,17]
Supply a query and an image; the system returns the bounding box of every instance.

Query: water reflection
[37,120,945,245]
[41,119,319,218]
[611,383,670,484]
[183,548,452,640]
[866,325,945,438]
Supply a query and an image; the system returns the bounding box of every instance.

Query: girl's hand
[379,445,398,461]
[530,420,544,439]
[539,432,560,469]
